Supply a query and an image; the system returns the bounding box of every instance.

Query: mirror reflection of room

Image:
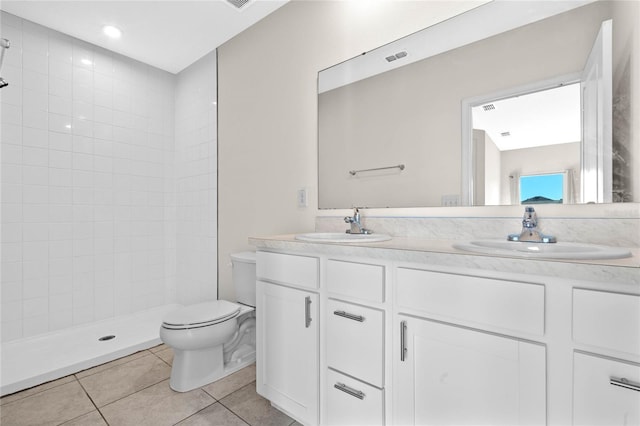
[471,84,581,206]
[317,0,638,209]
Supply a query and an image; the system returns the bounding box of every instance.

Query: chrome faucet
[344,207,371,234]
[507,206,557,243]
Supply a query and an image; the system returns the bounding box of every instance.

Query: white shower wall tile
[173,51,218,306]
[1,301,22,325]
[1,143,22,166]
[48,309,73,331]
[0,11,186,342]
[22,315,49,337]
[1,263,22,285]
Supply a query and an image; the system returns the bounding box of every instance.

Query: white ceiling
[0,0,288,74]
[472,83,582,151]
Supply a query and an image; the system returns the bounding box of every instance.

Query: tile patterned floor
[0,344,300,426]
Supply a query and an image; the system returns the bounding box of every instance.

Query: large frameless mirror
[317,0,638,208]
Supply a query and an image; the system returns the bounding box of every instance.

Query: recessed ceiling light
[102,25,122,39]
[80,58,93,66]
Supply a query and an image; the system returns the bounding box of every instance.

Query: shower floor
[0,304,181,396]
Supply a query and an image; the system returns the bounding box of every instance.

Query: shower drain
[98,335,116,342]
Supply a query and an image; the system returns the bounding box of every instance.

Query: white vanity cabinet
[393,266,547,425]
[255,251,320,425]
[572,289,640,425]
[253,242,639,426]
[324,259,387,426]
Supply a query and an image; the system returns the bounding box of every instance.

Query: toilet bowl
[160,252,257,392]
[160,300,240,391]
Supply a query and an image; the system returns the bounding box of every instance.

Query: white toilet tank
[231,251,256,307]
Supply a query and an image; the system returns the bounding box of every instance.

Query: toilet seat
[162,300,241,330]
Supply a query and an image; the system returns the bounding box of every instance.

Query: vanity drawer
[396,268,545,336]
[573,351,640,425]
[573,289,640,357]
[325,368,384,426]
[256,251,319,289]
[326,299,384,387]
[326,259,385,303]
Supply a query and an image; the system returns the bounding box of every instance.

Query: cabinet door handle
[334,382,366,400]
[400,320,407,362]
[305,296,312,328]
[610,377,640,392]
[333,310,365,322]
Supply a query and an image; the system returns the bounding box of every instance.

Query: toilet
[160,252,257,392]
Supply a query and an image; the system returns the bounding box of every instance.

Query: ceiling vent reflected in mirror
[227,0,251,10]
[386,51,408,62]
[472,83,581,151]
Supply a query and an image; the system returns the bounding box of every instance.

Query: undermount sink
[295,232,392,243]
[453,240,631,260]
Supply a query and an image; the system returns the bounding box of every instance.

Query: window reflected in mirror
[519,172,569,205]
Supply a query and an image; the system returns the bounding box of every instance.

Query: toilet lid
[162,300,240,329]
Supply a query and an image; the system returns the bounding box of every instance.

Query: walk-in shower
[0,38,10,88]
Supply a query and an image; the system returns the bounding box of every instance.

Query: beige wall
[216,0,484,300]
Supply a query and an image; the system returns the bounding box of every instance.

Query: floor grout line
[2,352,292,426]
[74,349,156,379]
[215,382,258,426]
[74,374,102,413]
[92,376,172,410]
[149,349,173,367]
[200,388,219,402]
[0,377,74,407]
[169,400,251,426]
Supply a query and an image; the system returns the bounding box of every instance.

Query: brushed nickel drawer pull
[400,320,407,362]
[334,382,366,400]
[610,377,640,392]
[333,310,365,322]
[305,296,312,328]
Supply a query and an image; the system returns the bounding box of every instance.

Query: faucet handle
[344,208,356,224]
[522,206,537,226]
[509,206,555,243]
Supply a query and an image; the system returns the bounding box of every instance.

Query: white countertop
[249,234,640,285]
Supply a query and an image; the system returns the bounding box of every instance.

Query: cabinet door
[394,316,546,426]
[573,352,640,425]
[256,281,319,425]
